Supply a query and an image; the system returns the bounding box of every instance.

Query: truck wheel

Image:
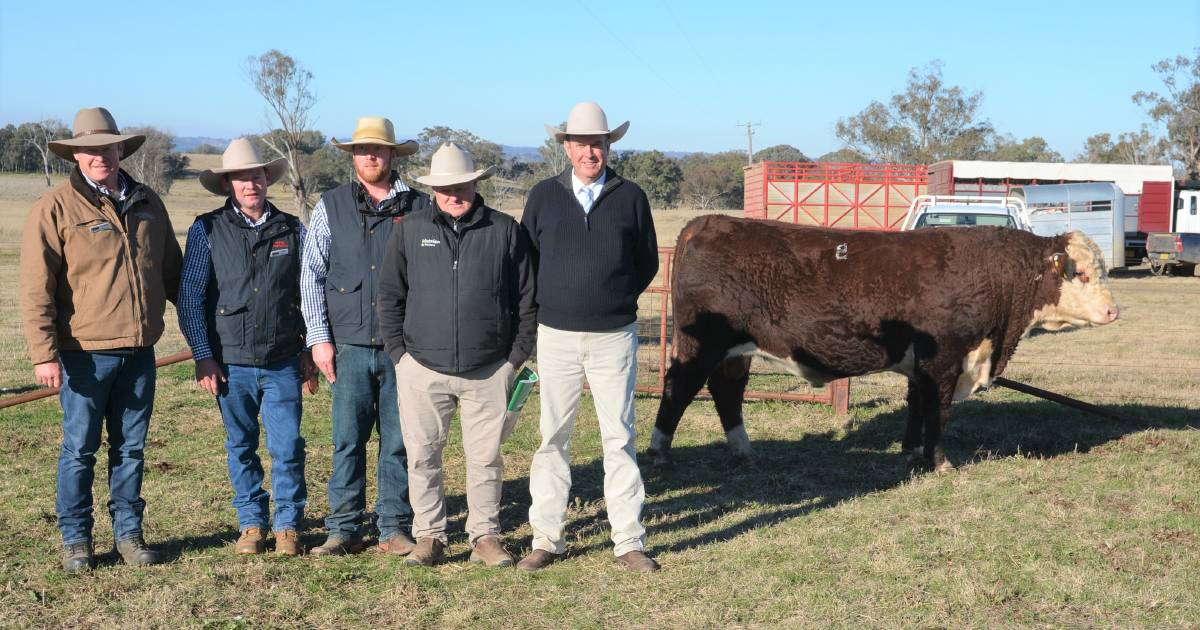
[1172,263,1197,277]
[1149,260,1169,276]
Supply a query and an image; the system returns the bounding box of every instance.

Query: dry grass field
[0,168,1197,627]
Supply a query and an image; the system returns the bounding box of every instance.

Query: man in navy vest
[300,117,429,556]
[179,138,314,556]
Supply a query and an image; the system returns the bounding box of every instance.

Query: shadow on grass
[436,398,1196,557]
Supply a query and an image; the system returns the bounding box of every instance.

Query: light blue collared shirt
[571,170,606,214]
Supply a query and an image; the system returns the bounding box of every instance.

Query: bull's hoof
[646,447,673,467]
[724,424,753,462]
[933,458,955,474]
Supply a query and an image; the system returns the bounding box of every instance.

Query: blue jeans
[326,344,411,539]
[56,348,155,545]
[216,359,307,532]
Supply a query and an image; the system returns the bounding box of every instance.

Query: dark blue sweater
[521,167,659,331]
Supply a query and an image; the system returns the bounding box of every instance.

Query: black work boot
[115,536,160,566]
[61,540,95,572]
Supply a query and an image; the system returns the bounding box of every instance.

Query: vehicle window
[1192,196,1197,216]
[915,213,1015,228]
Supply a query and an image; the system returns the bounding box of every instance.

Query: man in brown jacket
[19,107,182,572]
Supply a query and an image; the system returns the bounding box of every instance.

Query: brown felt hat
[48,107,145,161]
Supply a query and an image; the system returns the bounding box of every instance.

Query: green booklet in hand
[507,367,539,413]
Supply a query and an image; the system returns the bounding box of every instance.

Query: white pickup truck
[900,195,1032,231]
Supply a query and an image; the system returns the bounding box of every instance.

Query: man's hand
[195,358,226,396]
[311,342,336,384]
[299,351,319,395]
[33,361,61,389]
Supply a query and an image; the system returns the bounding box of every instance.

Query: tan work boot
[516,549,562,572]
[275,530,303,556]
[404,538,445,566]
[615,550,660,572]
[469,535,514,567]
[379,532,416,556]
[309,534,365,557]
[235,527,266,555]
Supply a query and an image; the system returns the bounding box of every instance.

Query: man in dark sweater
[517,103,661,573]
[378,143,537,567]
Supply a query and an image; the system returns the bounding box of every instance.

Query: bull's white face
[1033,231,1120,331]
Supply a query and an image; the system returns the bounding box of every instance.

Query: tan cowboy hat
[198,138,289,195]
[545,102,629,144]
[414,142,495,188]
[330,116,418,156]
[48,107,146,161]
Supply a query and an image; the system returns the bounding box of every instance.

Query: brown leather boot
[615,550,660,572]
[379,532,416,556]
[469,535,514,567]
[236,528,266,555]
[275,530,303,556]
[516,549,562,572]
[404,538,445,566]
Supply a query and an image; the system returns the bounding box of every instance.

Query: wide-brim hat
[331,116,418,156]
[48,107,146,161]
[414,142,495,188]
[198,138,289,195]
[545,101,629,144]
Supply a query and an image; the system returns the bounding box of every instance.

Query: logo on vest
[420,238,440,247]
[270,239,289,257]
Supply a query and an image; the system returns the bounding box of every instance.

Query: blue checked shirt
[300,177,411,347]
[178,203,306,362]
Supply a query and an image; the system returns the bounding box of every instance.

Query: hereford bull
[649,216,1119,471]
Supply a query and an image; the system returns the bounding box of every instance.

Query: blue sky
[1,0,1197,157]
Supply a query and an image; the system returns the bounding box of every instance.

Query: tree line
[5,49,1195,213]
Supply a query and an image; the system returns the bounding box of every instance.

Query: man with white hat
[179,138,315,556]
[20,106,183,571]
[378,142,536,566]
[518,102,661,572]
[300,117,429,557]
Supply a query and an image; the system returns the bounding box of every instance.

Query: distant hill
[174,136,229,152]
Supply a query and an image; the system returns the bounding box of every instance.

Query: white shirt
[571,170,606,214]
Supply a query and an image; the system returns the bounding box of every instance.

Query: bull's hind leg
[917,375,955,473]
[650,349,724,466]
[708,356,753,461]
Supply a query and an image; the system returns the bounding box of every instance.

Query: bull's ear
[1050,252,1075,280]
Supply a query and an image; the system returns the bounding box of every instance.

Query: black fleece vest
[322,181,428,345]
[200,202,304,366]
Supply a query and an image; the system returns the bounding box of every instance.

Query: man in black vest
[378,142,537,566]
[179,138,315,556]
[300,117,429,556]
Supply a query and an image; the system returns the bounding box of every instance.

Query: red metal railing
[749,162,928,232]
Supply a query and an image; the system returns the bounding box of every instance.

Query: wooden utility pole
[738,121,760,166]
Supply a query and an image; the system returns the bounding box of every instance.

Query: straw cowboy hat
[544,102,629,144]
[198,138,289,195]
[48,107,146,161]
[331,116,418,156]
[414,142,495,188]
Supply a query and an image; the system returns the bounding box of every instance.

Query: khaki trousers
[528,323,647,556]
[395,354,513,544]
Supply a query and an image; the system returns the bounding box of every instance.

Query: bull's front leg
[709,356,753,461]
[650,352,720,466]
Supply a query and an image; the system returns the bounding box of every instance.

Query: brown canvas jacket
[20,168,183,364]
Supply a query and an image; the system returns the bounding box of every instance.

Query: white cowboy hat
[48,107,146,161]
[330,116,418,156]
[198,138,289,195]
[414,142,495,188]
[544,102,629,144]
